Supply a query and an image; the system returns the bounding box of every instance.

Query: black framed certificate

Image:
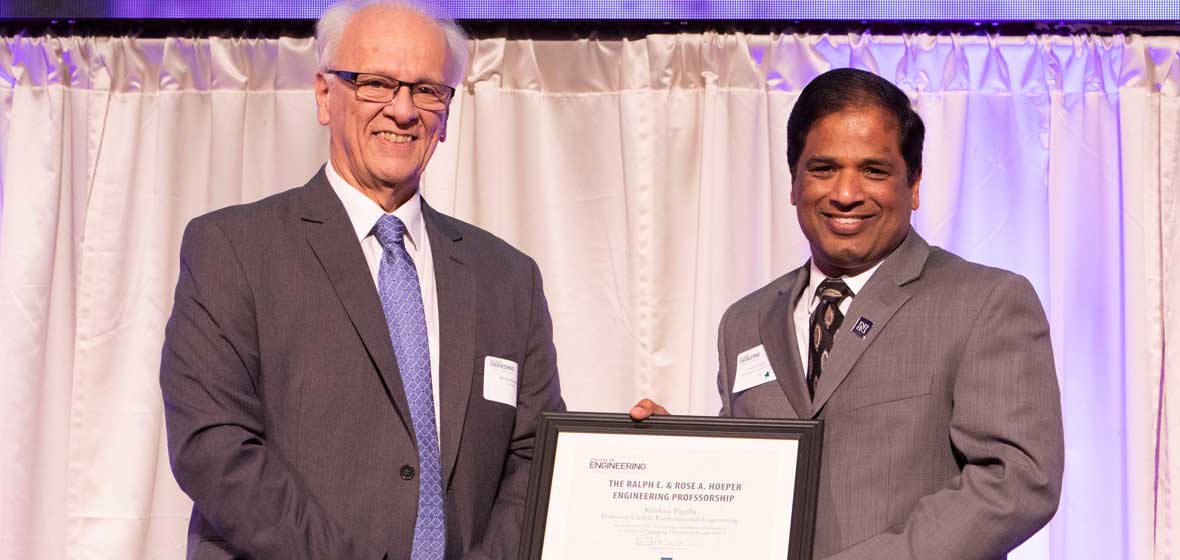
[520,412,824,560]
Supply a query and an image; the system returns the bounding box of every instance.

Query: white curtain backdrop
[1,31,1176,559]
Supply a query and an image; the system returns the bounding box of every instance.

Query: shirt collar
[804,258,884,312]
[325,160,426,250]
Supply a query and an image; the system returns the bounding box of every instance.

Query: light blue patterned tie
[373,214,445,559]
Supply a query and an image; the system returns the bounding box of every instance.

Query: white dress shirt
[325,162,441,434]
[793,259,883,377]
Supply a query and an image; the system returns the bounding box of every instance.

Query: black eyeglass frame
[326,69,455,110]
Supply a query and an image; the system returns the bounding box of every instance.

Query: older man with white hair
[160,1,565,558]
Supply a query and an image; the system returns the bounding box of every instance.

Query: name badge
[732,344,778,393]
[483,356,518,407]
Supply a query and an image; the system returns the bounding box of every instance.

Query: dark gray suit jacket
[160,169,565,559]
[718,229,1063,559]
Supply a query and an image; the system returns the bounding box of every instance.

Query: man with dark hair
[160,1,564,558]
[786,68,926,187]
[634,68,1063,558]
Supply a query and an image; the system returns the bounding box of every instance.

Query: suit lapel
[422,201,476,488]
[299,169,413,434]
[810,230,930,413]
[758,267,813,419]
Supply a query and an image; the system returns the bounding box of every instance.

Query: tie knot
[373,214,408,249]
[816,278,853,303]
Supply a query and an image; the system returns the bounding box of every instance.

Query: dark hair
[786,68,925,185]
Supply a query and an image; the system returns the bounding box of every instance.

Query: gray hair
[315,0,469,87]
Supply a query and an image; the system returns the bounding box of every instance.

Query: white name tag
[483,356,518,407]
[732,344,777,393]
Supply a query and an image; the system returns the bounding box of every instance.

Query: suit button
[400,465,415,480]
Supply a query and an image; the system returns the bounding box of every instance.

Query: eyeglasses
[327,70,455,111]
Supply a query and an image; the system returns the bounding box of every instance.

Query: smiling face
[791,104,921,278]
[314,6,450,211]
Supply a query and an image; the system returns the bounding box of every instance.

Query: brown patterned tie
[807,278,853,398]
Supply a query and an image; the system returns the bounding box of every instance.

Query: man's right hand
[629,398,669,420]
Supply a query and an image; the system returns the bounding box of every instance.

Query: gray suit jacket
[718,229,1063,560]
[160,169,565,559]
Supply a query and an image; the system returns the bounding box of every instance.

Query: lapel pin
[851,317,873,338]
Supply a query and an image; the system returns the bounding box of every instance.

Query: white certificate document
[540,432,799,559]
